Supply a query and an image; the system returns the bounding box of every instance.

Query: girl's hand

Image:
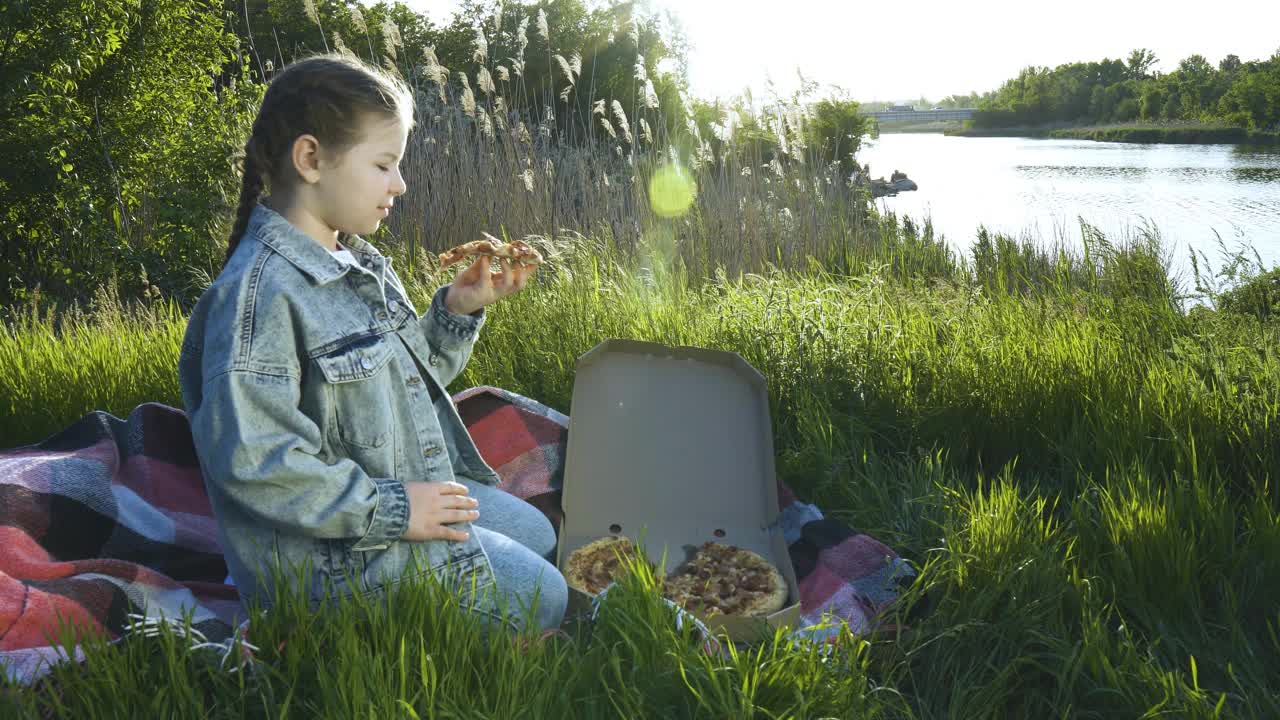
[444,256,537,316]
[402,481,480,542]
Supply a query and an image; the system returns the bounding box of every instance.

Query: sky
[413,0,1280,103]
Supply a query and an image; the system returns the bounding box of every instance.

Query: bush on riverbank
[1053,125,1280,145]
[946,123,1280,145]
[1213,268,1280,322]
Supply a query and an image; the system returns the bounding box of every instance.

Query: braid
[225,145,265,267]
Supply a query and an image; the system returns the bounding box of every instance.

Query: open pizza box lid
[556,339,801,643]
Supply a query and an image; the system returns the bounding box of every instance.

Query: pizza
[437,233,544,270]
[565,537,791,618]
[661,542,789,618]
[564,536,646,595]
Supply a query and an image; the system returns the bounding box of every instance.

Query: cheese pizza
[564,536,645,596]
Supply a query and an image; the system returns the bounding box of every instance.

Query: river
[856,133,1280,285]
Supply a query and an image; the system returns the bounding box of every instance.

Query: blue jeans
[459,477,567,632]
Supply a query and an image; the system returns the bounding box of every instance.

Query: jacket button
[423,446,442,457]
[429,354,440,367]
[360,357,374,370]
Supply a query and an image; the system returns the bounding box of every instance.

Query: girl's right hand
[401,481,480,542]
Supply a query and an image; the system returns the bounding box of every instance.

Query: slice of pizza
[437,233,544,270]
[564,536,645,596]
[662,542,789,617]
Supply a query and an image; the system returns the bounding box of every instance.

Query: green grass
[1048,124,1280,145]
[946,122,1280,145]
[5,558,889,719]
[3,232,1280,718]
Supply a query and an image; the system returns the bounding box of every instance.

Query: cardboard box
[555,339,802,643]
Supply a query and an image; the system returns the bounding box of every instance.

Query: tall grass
[0,281,186,442]
[353,19,969,289]
[4,559,890,719]
[3,227,1279,717]
[391,91,892,285]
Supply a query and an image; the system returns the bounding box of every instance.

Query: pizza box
[554,339,802,643]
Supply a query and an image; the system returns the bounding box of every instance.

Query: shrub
[0,0,260,310]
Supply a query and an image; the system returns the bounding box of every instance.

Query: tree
[0,0,259,307]
[1218,62,1280,129]
[806,97,868,172]
[1126,48,1158,80]
[1175,54,1215,118]
[1139,83,1166,120]
[973,48,1274,128]
[1178,54,1213,77]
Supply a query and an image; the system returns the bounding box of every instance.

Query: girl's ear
[290,134,323,184]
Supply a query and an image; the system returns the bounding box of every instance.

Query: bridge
[864,108,976,122]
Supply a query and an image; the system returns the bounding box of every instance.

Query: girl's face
[313,112,410,238]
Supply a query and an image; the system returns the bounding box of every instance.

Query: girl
[178,53,567,633]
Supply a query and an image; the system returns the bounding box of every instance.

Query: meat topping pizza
[565,537,791,618]
[437,233,544,270]
[661,542,789,617]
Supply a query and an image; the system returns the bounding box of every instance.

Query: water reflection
[1232,166,1280,184]
[1016,165,1154,180]
[857,133,1280,276]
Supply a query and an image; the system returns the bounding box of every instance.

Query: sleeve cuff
[430,286,485,340]
[351,477,410,551]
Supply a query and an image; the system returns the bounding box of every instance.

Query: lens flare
[649,164,696,218]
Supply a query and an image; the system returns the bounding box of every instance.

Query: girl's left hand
[444,256,537,316]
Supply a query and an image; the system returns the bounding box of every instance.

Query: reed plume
[477,66,495,96]
[611,100,632,144]
[536,8,549,39]
[473,26,488,64]
[381,18,401,61]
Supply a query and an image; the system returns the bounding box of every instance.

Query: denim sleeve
[419,285,486,387]
[189,368,409,551]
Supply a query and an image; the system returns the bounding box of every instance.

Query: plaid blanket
[0,403,240,685]
[1,389,912,684]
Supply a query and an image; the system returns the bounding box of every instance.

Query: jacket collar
[246,202,388,285]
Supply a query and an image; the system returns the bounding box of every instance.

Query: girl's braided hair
[225,53,413,266]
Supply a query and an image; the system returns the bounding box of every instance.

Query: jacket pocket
[315,335,396,449]
[319,537,367,596]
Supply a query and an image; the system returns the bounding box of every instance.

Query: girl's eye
[377,165,390,172]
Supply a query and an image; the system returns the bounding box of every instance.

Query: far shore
[942,123,1280,146]
[874,119,966,134]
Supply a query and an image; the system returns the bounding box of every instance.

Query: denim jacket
[179,203,500,612]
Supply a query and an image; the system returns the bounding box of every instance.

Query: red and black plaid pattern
[453,386,569,532]
[0,404,240,684]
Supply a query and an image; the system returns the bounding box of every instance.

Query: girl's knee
[497,493,558,561]
[526,510,558,561]
[532,565,568,630]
